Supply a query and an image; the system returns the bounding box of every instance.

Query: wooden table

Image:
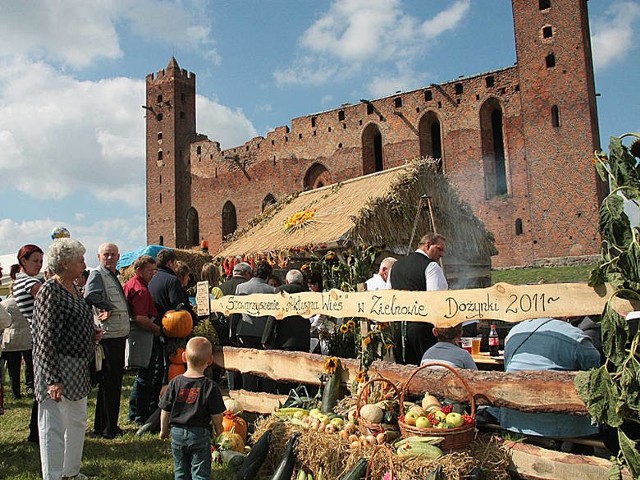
[472,351,504,370]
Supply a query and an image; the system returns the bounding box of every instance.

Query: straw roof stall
[216,158,496,287]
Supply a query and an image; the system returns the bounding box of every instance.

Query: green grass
[491,264,596,285]
[0,374,237,480]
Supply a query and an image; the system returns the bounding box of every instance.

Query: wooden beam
[503,441,630,480]
[213,347,589,414]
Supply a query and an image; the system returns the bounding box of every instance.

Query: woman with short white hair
[33,238,95,480]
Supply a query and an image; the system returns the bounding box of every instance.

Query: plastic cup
[461,337,473,353]
[472,337,482,355]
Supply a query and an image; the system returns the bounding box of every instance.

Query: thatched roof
[216,158,496,267]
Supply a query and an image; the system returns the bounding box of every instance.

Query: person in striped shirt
[10,243,44,444]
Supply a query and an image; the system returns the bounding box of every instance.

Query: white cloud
[591,1,640,70]
[275,0,470,87]
[0,58,145,205]
[196,96,258,150]
[368,63,429,98]
[0,0,218,69]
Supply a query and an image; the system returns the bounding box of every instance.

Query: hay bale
[251,416,510,479]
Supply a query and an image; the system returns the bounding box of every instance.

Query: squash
[224,397,243,415]
[217,430,245,453]
[270,432,300,480]
[162,308,193,338]
[168,363,186,381]
[168,348,185,364]
[237,429,272,480]
[321,360,342,414]
[222,411,248,442]
[359,404,384,423]
[339,458,368,480]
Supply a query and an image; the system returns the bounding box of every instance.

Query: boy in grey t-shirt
[159,337,225,480]
[420,323,478,370]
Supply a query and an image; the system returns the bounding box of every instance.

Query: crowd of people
[0,231,636,479]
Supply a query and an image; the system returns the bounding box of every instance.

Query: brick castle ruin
[145,0,606,268]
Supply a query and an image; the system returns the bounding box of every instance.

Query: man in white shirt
[389,233,448,365]
[365,257,397,291]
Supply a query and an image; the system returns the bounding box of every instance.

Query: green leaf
[588,263,608,287]
[601,304,629,366]
[575,367,623,427]
[618,429,640,479]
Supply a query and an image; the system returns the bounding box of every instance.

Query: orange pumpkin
[222,411,248,442]
[162,308,193,338]
[168,363,186,381]
[168,348,185,365]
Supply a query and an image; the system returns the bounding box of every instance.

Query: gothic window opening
[480,98,509,198]
[186,207,199,247]
[545,53,556,68]
[551,105,560,127]
[542,26,553,38]
[222,201,237,239]
[367,103,374,115]
[425,90,433,101]
[157,132,162,140]
[311,116,317,128]
[455,83,464,94]
[485,76,495,88]
[418,112,443,167]
[362,124,383,175]
[157,94,163,103]
[158,150,163,161]
[515,218,524,235]
[159,235,164,246]
[539,0,551,10]
[303,163,331,190]
[394,97,402,108]
[262,193,276,211]
[338,110,345,121]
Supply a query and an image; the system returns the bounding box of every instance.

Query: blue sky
[0,0,638,267]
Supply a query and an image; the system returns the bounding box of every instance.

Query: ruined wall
[146,0,602,268]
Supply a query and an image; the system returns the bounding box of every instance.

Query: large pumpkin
[168,348,185,365]
[168,363,186,381]
[222,411,248,442]
[162,308,193,338]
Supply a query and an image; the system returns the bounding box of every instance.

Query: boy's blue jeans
[170,425,212,480]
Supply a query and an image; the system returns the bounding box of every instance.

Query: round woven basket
[398,362,476,451]
[354,377,400,437]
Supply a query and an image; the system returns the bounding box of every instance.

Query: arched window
[362,124,383,174]
[480,98,508,198]
[303,163,331,190]
[262,193,277,211]
[418,111,443,168]
[551,105,560,128]
[186,207,199,247]
[515,218,524,236]
[222,201,237,239]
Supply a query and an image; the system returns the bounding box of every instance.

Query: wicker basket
[398,362,476,450]
[354,377,400,437]
[365,444,396,480]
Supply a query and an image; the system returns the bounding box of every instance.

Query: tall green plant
[576,133,640,478]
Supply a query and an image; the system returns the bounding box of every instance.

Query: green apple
[434,411,447,423]
[309,408,321,418]
[445,412,464,428]
[404,411,419,426]
[415,416,431,429]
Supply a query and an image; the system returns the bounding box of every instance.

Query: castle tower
[145,57,197,247]
[512,0,603,260]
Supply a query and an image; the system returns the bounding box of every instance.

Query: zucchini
[270,432,301,480]
[339,458,368,480]
[237,429,272,480]
[321,361,342,414]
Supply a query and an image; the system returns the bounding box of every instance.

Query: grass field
[0,264,597,478]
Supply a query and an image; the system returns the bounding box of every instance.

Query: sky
[0,0,639,268]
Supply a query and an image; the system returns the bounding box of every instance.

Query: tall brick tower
[145,57,197,247]
[512,0,603,259]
